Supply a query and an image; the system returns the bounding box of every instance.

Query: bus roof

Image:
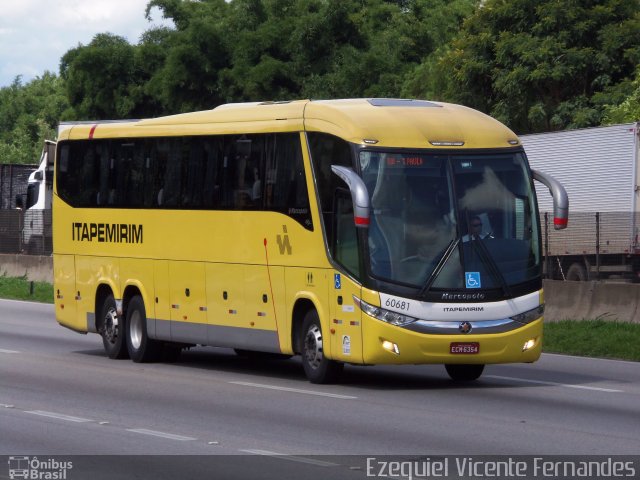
[58,99,520,149]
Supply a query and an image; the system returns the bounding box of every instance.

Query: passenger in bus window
[251,166,262,204]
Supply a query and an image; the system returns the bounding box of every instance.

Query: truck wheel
[566,263,588,281]
[100,294,128,359]
[445,364,485,382]
[300,310,343,384]
[27,238,42,255]
[126,295,162,363]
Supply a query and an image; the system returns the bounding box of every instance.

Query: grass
[543,320,640,362]
[0,274,54,303]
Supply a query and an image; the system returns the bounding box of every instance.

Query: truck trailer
[521,123,640,281]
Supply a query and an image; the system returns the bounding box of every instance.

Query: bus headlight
[522,338,537,351]
[511,304,545,324]
[353,296,418,326]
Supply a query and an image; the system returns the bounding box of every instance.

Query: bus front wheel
[445,364,485,382]
[100,294,128,359]
[300,310,343,384]
[125,295,162,363]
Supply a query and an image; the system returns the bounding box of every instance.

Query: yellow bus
[53,99,568,383]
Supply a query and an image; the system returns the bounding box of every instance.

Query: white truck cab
[22,140,55,254]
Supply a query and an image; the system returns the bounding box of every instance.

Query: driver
[462,215,491,242]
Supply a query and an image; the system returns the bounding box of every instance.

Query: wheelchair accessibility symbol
[465,272,481,289]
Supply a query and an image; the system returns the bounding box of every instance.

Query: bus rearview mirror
[331,165,370,229]
[532,169,569,230]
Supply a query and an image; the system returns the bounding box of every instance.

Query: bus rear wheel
[126,295,162,363]
[300,310,343,384]
[100,294,128,359]
[445,364,485,382]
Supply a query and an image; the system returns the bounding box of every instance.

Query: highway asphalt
[1,298,639,478]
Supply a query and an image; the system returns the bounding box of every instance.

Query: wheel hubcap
[304,324,323,370]
[104,308,118,344]
[129,310,142,349]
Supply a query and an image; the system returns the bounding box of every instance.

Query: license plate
[450,342,479,354]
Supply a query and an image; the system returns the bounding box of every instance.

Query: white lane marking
[0,404,15,408]
[126,428,197,441]
[230,381,357,400]
[486,375,624,393]
[0,348,20,353]
[543,352,640,366]
[239,449,339,467]
[0,298,54,306]
[25,410,93,423]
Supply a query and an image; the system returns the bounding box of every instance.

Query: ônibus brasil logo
[8,456,73,480]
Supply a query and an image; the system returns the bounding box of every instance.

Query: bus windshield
[359,150,540,291]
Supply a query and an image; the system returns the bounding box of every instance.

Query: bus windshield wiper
[470,235,512,297]
[418,238,459,297]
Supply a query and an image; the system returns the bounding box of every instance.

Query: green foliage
[4,0,638,147]
[0,274,53,303]
[60,33,152,119]
[0,73,68,164]
[428,0,640,133]
[604,67,640,123]
[59,0,475,116]
[544,320,640,362]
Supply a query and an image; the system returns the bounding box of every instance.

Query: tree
[61,33,150,119]
[604,67,640,123]
[424,0,640,133]
[0,74,69,164]
[145,0,232,110]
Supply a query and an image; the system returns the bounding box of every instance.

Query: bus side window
[334,190,360,276]
[97,142,111,206]
[161,139,182,208]
[307,132,353,236]
[182,138,208,208]
[202,137,223,209]
[267,133,313,229]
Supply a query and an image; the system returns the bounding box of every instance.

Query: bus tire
[100,294,128,359]
[445,364,485,382]
[125,295,162,363]
[300,310,343,384]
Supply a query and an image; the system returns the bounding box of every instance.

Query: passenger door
[329,192,363,363]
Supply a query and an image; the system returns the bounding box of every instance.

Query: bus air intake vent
[368,99,441,108]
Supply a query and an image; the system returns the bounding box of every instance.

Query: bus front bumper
[361,317,543,365]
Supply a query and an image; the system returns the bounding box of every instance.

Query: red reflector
[355,216,370,226]
[554,217,568,226]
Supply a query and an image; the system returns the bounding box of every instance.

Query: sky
[0,0,172,88]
